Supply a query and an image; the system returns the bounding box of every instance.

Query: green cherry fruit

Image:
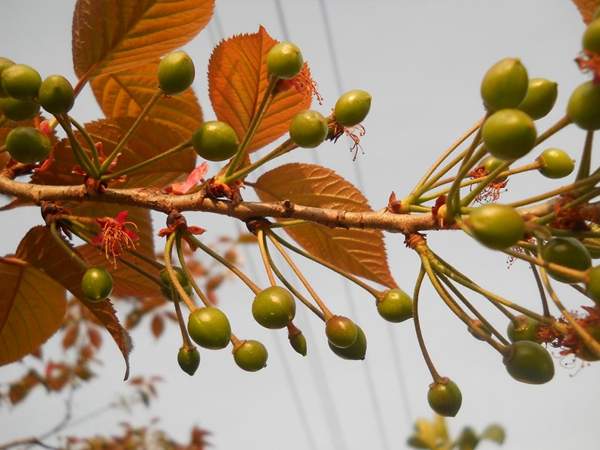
[252,286,296,329]
[289,110,328,148]
[376,288,413,323]
[537,148,574,179]
[177,346,200,376]
[583,18,600,54]
[288,330,307,356]
[468,203,525,250]
[328,325,367,360]
[326,316,359,348]
[576,324,600,361]
[38,75,75,114]
[517,78,558,120]
[334,89,372,127]
[427,378,462,417]
[481,155,506,175]
[482,109,537,160]
[187,307,231,350]
[0,57,15,97]
[542,237,591,283]
[233,340,268,372]
[567,81,600,130]
[159,267,192,301]
[586,266,600,305]
[507,315,540,342]
[503,341,554,384]
[0,97,40,121]
[81,267,113,303]
[191,120,239,162]
[480,58,529,111]
[266,41,303,79]
[1,64,42,100]
[157,50,195,95]
[5,127,51,164]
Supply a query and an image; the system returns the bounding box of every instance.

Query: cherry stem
[175,233,211,306]
[257,229,277,286]
[100,90,162,173]
[268,230,380,298]
[164,232,197,312]
[267,231,334,320]
[527,253,551,317]
[49,222,88,271]
[576,131,594,181]
[221,139,297,184]
[101,140,192,181]
[68,115,100,169]
[173,294,194,349]
[446,143,486,218]
[185,232,260,294]
[410,116,484,200]
[411,266,442,382]
[225,75,278,178]
[56,114,99,179]
[535,115,572,147]
[503,247,587,283]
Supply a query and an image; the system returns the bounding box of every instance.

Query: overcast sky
[1,1,599,449]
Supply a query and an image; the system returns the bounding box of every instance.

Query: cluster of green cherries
[426,18,600,418]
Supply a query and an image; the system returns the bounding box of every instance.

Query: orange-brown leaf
[0,257,67,365]
[91,62,203,140]
[62,324,80,349]
[150,314,165,338]
[572,0,600,23]
[32,118,195,189]
[16,227,133,378]
[255,163,398,288]
[208,26,312,152]
[72,0,214,78]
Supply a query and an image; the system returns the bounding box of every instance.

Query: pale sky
[1,1,599,450]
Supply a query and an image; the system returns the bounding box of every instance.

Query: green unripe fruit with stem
[517,78,558,120]
[542,237,591,283]
[0,97,40,121]
[289,110,328,148]
[288,330,307,356]
[567,81,600,130]
[233,340,268,372]
[481,155,506,175]
[503,341,554,384]
[507,315,540,342]
[157,50,195,95]
[586,266,600,305]
[468,204,525,250]
[187,307,231,350]
[583,18,600,54]
[480,58,528,111]
[0,57,15,97]
[482,109,537,160]
[326,315,358,348]
[376,288,413,323]
[159,267,192,301]
[81,267,113,303]
[38,75,74,114]
[266,41,303,79]
[334,89,372,127]
[177,346,200,375]
[537,148,574,179]
[252,286,296,329]
[6,127,51,164]
[328,325,367,360]
[1,64,42,100]
[427,378,462,417]
[192,120,239,162]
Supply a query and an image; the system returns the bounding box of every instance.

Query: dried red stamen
[92,211,139,266]
[278,64,323,105]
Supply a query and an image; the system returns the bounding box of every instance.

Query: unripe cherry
[266,41,303,79]
[376,288,413,322]
[503,341,554,384]
[187,307,231,350]
[177,346,200,375]
[583,18,600,54]
[233,340,268,372]
[334,89,372,127]
[480,58,528,111]
[326,315,358,348]
[328,325,367,360]
[252,286,296,329]
[482,109,537,160]
[1,64,42,100]
[507,315,540,342]
[158,50,195,95]
[289,110,328,148]
[567,81,600,130]
[537,148,574,179]
[517,78,558,120]
[427,378,462,417]
[467,203,525,250]
[81,267,113,303]
[541,237,591,283]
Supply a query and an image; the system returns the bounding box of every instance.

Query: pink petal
[166,162,209,195]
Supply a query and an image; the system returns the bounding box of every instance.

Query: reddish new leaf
[91,62,203,140]
[0,257,67,365]
[255,163,398,288]
[573,0,600,23]
[72,0,214,78]
[150,314,165,339]
[208,26,313,152]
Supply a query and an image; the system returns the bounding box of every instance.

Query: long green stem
[164,232,196,312]
[535,115,572,147]
[257,229,276,286]
[528,256,550,317]
[502,248,587,283]
[68,115,100,169]
[225,76,278,177]
[173,298,194,349]
[50,222,88,270]
[446,145,487,218]
[185,232,260,294]
[269,231,380,298]
[175,233,211,306]
[576,131,594,181]
[100,90,162,173]
[56,115,98,178]
[101,140,192,181]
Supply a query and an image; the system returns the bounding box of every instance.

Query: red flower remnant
[550,195,589,231]
[278,64,323,105]
[164,162,209,195]
[92,210,139,266]
[330,120,366,161]
[576,51,600,84]
[468,165,508,204]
